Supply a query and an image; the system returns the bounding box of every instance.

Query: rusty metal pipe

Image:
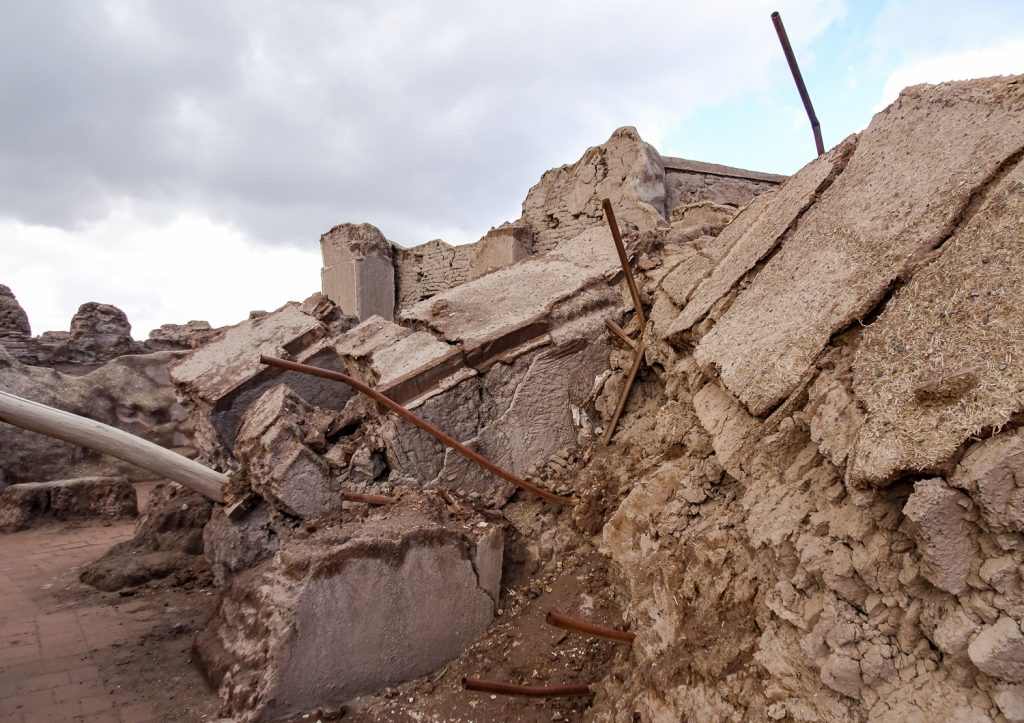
[259,355,575,506]
[545,610,636,645]
[604,317,636,351]
[771,10,825,157]
[462,677,592,697]
[602,341,646,446]
[601,199,647,329]
[342,491,395,505]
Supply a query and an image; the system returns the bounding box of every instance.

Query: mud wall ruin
[9,75,1024,722]
[589,74,1024,722]
[0,290,225,530]
[319,127,784,322]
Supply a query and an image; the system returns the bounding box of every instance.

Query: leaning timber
[0,390,226,502]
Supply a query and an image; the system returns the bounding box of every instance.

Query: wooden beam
[0,390,226,503]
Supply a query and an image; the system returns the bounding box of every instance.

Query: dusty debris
[80,481,213,591]
[0,475,136,532]
[7,73,1024,723]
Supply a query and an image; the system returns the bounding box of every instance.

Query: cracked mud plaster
[694,76,1024,417]
[592,75,1024,723]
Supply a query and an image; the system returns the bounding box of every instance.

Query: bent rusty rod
[602,199,647,329]
[462,677,592,698]
[260,355,575,506]
[602,341,646,446]
[545,610,636,645]
[771,10,825,157]
[604,317,636,351]
[342,491,395,505]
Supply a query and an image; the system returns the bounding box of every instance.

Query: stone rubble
[0,476,137,532]
[5,73,1024,723]
[587,74,1024,723]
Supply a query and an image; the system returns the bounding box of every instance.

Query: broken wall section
[319,127,785,320]
[592,74,1024,723]
[663,156,785,209]
[194,492,502,722]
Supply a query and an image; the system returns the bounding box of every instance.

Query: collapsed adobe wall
[0,287,222,369]
[0,292,225,530]
[166,138,685,717]
[586,74,1024,722]
[318,127,784,322]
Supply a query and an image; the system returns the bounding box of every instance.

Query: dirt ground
[0,483,220,723]
[1,483,625,723]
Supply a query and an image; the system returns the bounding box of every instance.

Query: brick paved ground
[0,484,219,722]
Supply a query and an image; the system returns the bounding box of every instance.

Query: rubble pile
[3,71,1023,723]
[80,481,213,590]
[587,75,1024,722]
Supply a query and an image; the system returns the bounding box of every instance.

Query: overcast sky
[2,0,1023,337]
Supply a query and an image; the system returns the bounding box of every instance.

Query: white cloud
[0,0,847,335]
[876,38,1024,109]
[1,206,320,338]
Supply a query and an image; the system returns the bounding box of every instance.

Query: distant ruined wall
[663,157,785,210]
[394,239,476,309]
[0,285,221,370]
[319,126,786,321]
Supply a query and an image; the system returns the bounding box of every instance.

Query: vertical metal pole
[602,341,645,446]
[771,10,825,157]
[602,199,647,329]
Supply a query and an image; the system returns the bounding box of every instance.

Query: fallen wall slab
[194,492,502,721]
[694,76,1024,416]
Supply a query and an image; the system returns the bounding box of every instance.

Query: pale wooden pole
[0,390,226,502]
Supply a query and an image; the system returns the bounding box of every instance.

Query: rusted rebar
[342,491,395,505]
[601,199,647,329]
[462,677,592,698]
[602,341,646,446]
[259,355,575,506]
[545,610,636,645]
[771,10,825,157]
[604,317,637,351]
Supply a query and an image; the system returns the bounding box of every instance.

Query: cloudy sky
[2,0,1022,337]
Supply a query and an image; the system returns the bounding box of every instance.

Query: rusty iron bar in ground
[604,317,637,351]
[771,10,825,157]
[602,341,646,446]
[342,491,395,505]
[462,677,592,698]
[260,355,575,506]
[545,610,636,645]
[601,198,647,329]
